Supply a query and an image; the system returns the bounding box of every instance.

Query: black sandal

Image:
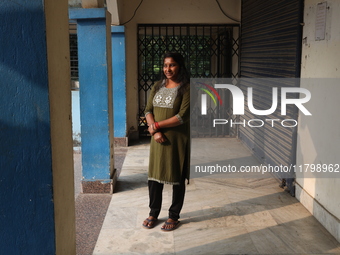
[161,220,180,231]
[142,217,158,229]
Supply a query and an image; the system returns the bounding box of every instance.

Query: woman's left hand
[153,132,167,143]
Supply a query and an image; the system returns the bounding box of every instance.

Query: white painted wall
[116,0,241,139]
[297,0,340,242]
[106,0,120,25]
[72,90,81,146]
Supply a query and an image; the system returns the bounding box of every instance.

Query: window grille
[69,22,79,89]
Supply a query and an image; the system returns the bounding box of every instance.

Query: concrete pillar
[0,0,75,254]
[111,26,128,146]
[69,8,115,193]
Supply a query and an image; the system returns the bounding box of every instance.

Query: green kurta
[144,80,190,185]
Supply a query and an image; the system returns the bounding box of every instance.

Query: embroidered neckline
[153,84,179,109]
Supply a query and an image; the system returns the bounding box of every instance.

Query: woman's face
[163,57,180,81]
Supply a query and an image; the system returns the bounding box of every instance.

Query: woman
[142,52,190,231]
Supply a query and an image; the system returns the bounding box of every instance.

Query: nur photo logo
[196,82,223,115]
[192,78,312,130]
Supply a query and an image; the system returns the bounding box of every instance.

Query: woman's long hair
[154,52,190,95]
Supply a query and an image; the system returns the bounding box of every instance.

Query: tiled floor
[93,138,340,255]
[74,147,128,255]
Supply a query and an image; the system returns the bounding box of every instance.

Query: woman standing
[142,52,190,231]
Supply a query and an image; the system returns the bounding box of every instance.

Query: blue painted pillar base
[70,8,115,193]
[82,177,117,193]
[111,26,128,147]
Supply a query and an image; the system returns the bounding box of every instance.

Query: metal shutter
[239,0,304,183]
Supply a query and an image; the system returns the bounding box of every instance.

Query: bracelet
[154,122,161,130]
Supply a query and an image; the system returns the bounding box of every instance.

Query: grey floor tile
[93,138,340,255]
[174,227,258,254]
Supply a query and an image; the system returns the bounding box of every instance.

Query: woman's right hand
[148,124,157,136]
[153,132,167,144]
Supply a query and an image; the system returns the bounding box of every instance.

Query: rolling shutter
[239,0,304,181]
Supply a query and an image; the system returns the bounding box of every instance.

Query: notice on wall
[315,2,327,40]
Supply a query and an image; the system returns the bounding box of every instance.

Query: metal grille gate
[137,24,240,136]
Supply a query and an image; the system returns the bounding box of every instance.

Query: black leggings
[148,177,186,221]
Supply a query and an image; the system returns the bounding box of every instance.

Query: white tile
[174,227,258,254]
[94,138,340,255]
[93,228,175,255]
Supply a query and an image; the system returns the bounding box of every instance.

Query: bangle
[154,122,161,130]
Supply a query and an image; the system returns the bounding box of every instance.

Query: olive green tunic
[144,80,190,185]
